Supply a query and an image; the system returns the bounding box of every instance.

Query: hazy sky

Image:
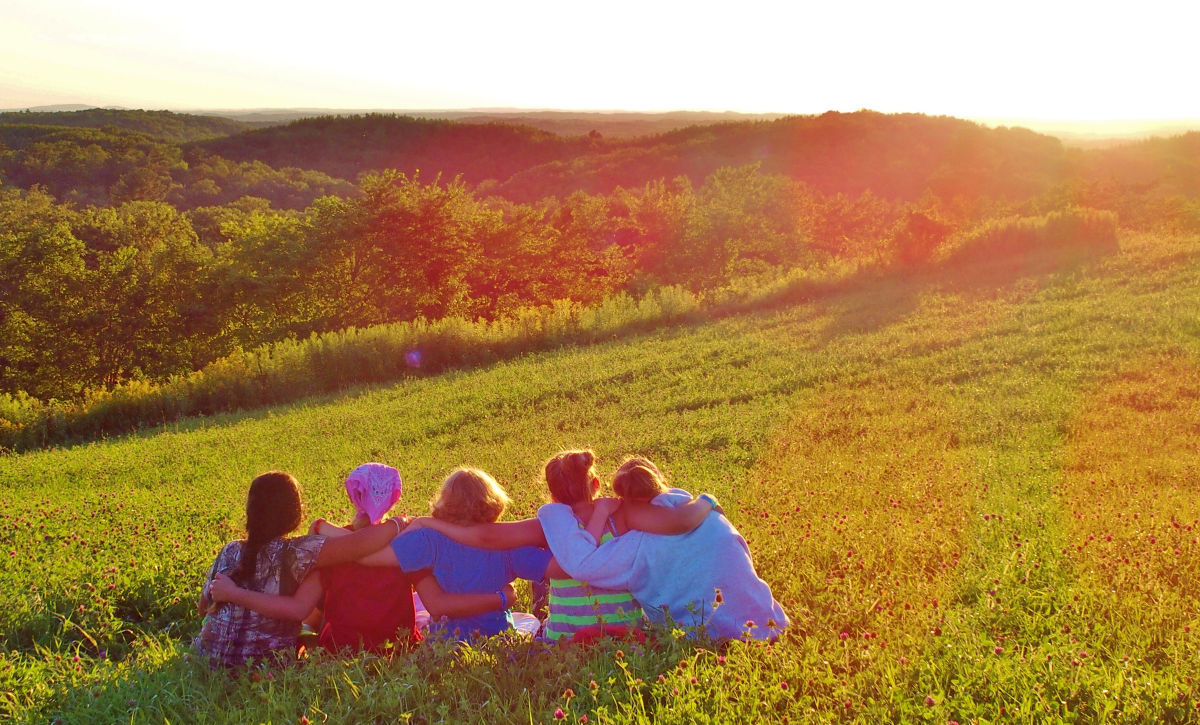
[0,0,1192,120]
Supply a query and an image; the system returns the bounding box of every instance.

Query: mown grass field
[2,231,1199,723]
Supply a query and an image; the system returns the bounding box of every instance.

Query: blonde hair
[430,468,511,524]
[612,456,668,501]
[543,449,597,505]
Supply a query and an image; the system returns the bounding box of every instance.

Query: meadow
[2,229,1199,723]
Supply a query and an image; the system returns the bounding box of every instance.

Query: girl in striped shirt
[406,450,716,642]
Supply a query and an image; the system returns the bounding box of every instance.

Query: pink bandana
[344,462,403,524]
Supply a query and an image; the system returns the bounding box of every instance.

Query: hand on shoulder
[403,516,429,533]
[594,496,622,518]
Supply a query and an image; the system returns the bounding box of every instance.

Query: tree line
[2,109,1198,407]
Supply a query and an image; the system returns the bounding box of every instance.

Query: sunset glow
[2,0,1194,122]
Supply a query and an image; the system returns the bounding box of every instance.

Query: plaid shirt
[195,535,325,667]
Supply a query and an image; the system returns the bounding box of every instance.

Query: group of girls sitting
[195,451,788,667]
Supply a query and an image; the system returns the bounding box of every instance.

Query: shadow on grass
[813,237,1118,348]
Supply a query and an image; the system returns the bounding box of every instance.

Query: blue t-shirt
[391,528,551,639]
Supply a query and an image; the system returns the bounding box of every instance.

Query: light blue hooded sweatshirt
[537,488,788,640]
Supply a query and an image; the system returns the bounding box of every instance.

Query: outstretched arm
[416,578,515,620]
[408,516,546,549]
[209,571,324,621]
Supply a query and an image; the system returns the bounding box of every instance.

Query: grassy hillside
[2,230,1198,722]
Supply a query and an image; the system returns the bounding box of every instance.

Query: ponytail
[230,471,303,587]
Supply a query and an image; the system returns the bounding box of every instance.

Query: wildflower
[588,680,598,691]
[579,717,588,724]
[993,647,1003,655]
[716,655,726,666]
[925,696,936,706]
[554,708,565,720]
[714,588,724,604]
[781,681,789,690]
[839,631,850,640]
[563,689,574,700]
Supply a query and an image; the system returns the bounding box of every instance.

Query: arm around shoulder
[622,495,715,535]
[415,517,546,549]
[415,577,512,620]
[315,518,404,567]
[208,571,324,621]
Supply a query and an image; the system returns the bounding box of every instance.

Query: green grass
[2,231,1199,722]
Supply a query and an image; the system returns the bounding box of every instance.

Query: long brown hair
[230,471,303,587]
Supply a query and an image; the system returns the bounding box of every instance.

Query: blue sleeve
[392,529,436,573]
[509,546,552,581]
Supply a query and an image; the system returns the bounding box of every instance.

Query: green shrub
[949,206,1119,264]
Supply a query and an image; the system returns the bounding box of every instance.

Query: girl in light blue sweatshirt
[537,457,788,640]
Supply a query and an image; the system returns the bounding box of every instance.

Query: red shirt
[317,563,426,653]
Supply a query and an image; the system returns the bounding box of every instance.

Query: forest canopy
[2,108,1198,407]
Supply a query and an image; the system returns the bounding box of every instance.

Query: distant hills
[5,107,1200,209]
[188,111,1071,203]
[0,107,783,139]
[0,108,251,142]
[7,105,1199,144]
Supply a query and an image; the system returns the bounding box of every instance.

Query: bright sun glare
[0,0,1195,123]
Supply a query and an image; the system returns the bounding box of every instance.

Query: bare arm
[310,519,352,538]
[622,497,716,535]
[416,578,514,620]
[208,571,324,621]
[586,498,621,542]
[357,546,401,567]
[315,518,406,567]
[409,517,547,549]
